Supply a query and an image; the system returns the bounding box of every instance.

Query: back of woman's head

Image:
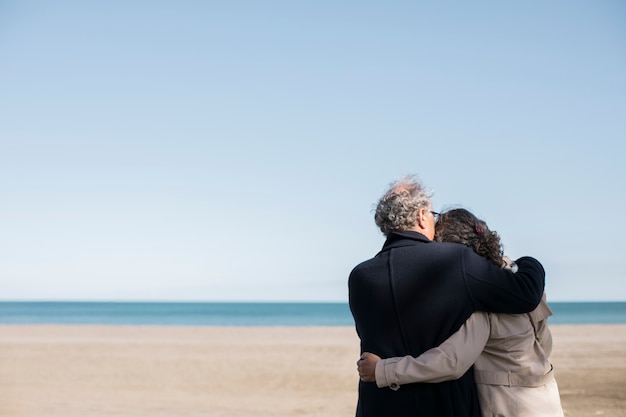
[434,208,503,267]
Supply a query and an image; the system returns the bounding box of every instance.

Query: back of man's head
[374,175,432,236]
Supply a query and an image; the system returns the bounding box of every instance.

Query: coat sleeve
[375,312,490,389]
[462,248,545,314]
[529,294,554,357]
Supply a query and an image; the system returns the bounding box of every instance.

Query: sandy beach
[1,325,624,417]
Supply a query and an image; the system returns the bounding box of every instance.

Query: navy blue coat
[349,231,545,417]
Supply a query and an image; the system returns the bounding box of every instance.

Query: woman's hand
[357,352,381,382]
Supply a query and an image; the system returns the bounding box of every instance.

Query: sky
[1,1,625,302]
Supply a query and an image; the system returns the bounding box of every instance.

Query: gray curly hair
[374,175,432,235]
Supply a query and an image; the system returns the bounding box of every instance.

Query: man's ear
[416,207,428,229]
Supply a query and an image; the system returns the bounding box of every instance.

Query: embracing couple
[348,175,563,417]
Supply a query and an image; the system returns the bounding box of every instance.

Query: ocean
[0,301,625,326]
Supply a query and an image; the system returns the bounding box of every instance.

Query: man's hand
[357,352,381,382]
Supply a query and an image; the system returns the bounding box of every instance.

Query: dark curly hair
[434,208,504,267]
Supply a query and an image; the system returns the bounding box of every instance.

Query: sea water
[0,301,624,326]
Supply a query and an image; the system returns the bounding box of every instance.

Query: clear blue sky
[1,1,624,301]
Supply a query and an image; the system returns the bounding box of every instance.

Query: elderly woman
[357,209,564,417]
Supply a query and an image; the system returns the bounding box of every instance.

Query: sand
[0,325,624,417]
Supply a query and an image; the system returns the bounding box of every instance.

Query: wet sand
[0,325,624,417]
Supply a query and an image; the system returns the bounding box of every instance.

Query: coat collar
[380,230,432,253]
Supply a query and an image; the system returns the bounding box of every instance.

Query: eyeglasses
[430,211,440,221]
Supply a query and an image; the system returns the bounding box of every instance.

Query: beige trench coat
[375,295,564,417]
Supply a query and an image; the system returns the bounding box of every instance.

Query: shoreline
[1,325,624,417]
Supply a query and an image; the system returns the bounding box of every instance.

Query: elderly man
[348,176,545,417]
